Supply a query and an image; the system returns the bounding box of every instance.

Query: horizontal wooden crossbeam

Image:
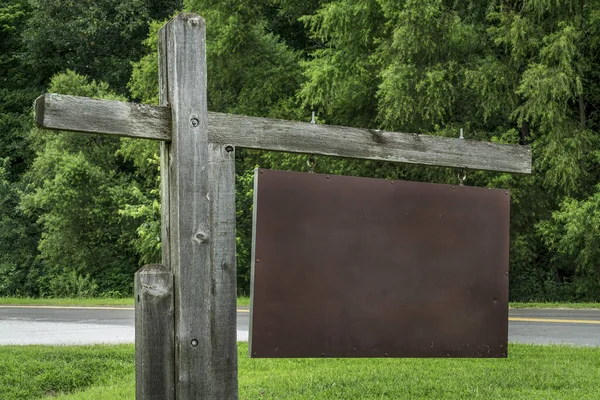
[35,93,531,173]
[210,113,531,174]
[36,94,171,141]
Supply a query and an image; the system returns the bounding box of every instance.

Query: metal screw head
[191,339,199,347]
[190,118,199,127]
[225,145,234,153]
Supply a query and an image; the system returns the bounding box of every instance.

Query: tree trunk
[519,119,530,145]
[579,94,586,129]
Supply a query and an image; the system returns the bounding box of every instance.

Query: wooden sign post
[34,13,531,400]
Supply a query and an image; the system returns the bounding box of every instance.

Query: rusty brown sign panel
[249,169,509,358]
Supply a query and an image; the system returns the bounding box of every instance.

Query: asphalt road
[1,306,599,347]
[509,308,600,347]
[0,305,248,345]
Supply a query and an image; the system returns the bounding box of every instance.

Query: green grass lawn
[1,343,599,399]
[238,296,250,306]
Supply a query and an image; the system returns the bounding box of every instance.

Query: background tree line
[1,0,599,300]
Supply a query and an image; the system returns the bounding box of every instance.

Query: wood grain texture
[135,264,174,400]
[159,23,171,268]
[208,112,532,174]
[159,14,238,399]
[208,142,238,392]
[35,94,171,141]
[34,94,531,173]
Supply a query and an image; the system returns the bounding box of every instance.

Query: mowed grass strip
[0,297,135,307]
[238,296,250,306]
[0,296,252,308]
[510,302,600,309]
[1,344,599,399]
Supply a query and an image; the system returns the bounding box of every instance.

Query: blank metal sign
[249,169,509,358]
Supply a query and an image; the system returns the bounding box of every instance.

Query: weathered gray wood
[35,94,171,141]
[208,112,532,174]
[159,14,238,399]
[34,93,531,173]
[208,142,238,391]
[134,264,174,400]
[159,24,171,267]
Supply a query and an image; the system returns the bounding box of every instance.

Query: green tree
[24,0,150,94]
[23,0,181,95]
[299,0,600,300]
[21,71,142,296]
[478,0,600,299]
[538,189,600,300]
[0,0,43,296]
[0,0,180,296]
[0,158,42,296]
[0,0,37,170]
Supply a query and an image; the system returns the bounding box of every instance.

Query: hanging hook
[308,111,316,173]
[457,128,465,184]
[457,169,467,186]
[307,154,316,173]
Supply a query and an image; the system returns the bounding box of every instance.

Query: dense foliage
[1,0,599,300]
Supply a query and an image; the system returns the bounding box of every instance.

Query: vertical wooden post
[135,264,174,400]
[159,14,238,399]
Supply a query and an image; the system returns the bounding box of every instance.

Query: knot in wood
[368,129,386,144]
[194,231,209,244]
